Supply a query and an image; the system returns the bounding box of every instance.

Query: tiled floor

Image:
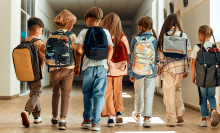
[0,82,219,133]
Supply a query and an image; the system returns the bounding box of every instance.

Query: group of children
[20,7,219,131]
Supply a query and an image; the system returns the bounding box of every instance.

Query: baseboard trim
[0,94,20,100]
[155,92,200,112]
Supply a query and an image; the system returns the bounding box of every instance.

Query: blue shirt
[128,32,158,79]
[75,28,114,71]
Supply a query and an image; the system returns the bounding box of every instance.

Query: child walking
[21,17,45,127]
[157,14,192,127]
[100,12,130,126]
[75,7,114,131]
[47,10,80,130]
[191,25,219,127]
[129,16,158,127]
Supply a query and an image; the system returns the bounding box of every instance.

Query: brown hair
[84,7,103,22]
[54,9,77,27]
[27,17,44,31]
[198,25,216,52]
[157,14,183,52]
[100,13,124,58]
[133,16,157,39]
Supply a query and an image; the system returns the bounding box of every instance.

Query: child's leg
[59,69,74,118]
[174,74,185,117]
[101,77,115,117]
[113,76,124,113]
[143,78,156,118]
[199,87,209,117]
[163,72,178,124]
[91,66,107,124]
[82,67,95,120]
[51,70,61,118]
[134,78,145,115]
[25,77,42,114]
[207,87,216,111]
[32,100,41,118]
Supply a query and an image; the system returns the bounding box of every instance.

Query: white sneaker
[34,116,42,124]
[143,119,151,127]
[21,111,30,127]
[132,111,141,123]
[211,110,219,127]
[198,120,207,127]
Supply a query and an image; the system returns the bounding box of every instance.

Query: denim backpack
[45,30,75,67]
[132,36,156,75]
[163,32,188,58]
[83,26,108,60]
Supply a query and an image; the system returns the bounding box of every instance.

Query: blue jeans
[82,65,107,124]
[134,77,156,117]
[199,87,216,117]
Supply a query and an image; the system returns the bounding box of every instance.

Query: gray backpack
[163,32,188,58]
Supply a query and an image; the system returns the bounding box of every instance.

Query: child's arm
[128,38,136,82]
[74,50,81,76]
[192,58,196,84]
[107,45,113,64]
[77,44,84,54]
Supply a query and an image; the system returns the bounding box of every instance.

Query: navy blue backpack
[83,26,108,60]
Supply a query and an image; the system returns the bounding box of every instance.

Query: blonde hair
[54,10,77,27]
[100,12,124,58]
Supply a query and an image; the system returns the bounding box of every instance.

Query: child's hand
[74,67,80,76]
[192,76,196,84]
[183,73,188,78]
[157,66,161,77]
[129,76,135,82]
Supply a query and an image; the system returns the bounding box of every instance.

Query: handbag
[107,61,128,76]
[196,44,220,88]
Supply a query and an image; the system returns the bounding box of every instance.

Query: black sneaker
[51,117,58,126]
[58,119,67,130]
[81,119,91,129]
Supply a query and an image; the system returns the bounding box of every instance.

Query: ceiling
[47,0,145,20]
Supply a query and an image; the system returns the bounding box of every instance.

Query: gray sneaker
[58,119,67,130]
[211,110,219,127]
[51,117,58,126]
[81,119,91,129]
[91,124,101,131]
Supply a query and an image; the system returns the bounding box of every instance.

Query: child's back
[75,7,114,131]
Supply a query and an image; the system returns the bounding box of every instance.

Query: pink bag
[107,60,128,76]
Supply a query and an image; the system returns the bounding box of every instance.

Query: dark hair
[27,17,44,31]
[157,14,183,52]
[133,16,157,39]
[84,7,103,22]
[198,25,216,52]
[100,12,124,58]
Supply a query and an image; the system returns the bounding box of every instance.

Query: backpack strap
[65,31,74,36]
[165,32,169,36]
[31,38,42,43]
[197,44,206,52]
[147,36,156,43]
[134,36,141,42]
[180,32,183,37]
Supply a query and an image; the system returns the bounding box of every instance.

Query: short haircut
[54,9,77,27]
[27,17,44,31]
[84,7,103,22]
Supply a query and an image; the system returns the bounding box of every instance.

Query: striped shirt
[157,27,192,78]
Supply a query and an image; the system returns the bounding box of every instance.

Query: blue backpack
[83,26,108,60]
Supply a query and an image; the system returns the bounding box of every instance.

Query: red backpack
[107,35,129,77]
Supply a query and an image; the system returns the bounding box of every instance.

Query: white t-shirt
[190,41,214,59]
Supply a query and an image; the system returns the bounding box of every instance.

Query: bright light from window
[122,92,131,98]
[115,131,176,133]
[120,117,165,124]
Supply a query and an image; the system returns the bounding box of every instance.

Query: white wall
[0,0,21,96]
[35,0,57,87]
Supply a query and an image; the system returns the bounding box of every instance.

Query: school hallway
[0,82,218,133]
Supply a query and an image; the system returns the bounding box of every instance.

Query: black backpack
[83,26,108,60]
[12,38,42,81]
[45,30,75,67]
